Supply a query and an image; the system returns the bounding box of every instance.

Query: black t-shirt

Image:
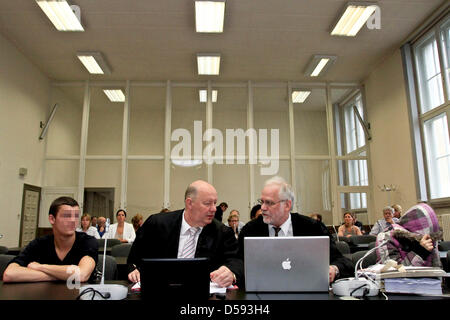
[10,232,98,281]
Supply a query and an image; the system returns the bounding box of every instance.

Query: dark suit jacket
[238,213,354,279]
[127,209,244,284]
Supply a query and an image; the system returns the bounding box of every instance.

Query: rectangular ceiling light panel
[331,2,377,36]
[197,54,221,75]
[195,1,225,33]
[292,91,311,103]
[77,52,111,75]
[199,89,218,102]
[36,0,84,31]
[103,89,125,103]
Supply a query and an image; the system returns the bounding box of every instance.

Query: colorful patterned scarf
[376,203,442,267]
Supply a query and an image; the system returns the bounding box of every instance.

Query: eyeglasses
[257,199,287,207]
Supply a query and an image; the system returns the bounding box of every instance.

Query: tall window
[412,14,450,201]
[342,93,368,209]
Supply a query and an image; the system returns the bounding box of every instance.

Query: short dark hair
[219,202,228,208]
[49,197,79,217]
[250,204,261,219]
[116,209,127,217]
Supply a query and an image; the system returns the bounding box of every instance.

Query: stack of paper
[384,277,443,295]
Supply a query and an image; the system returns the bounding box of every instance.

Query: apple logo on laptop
[282,258,291,270]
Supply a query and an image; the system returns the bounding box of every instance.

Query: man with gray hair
[369,206,399,236]
[238,176,353,283]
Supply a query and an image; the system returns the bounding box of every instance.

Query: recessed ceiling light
[197,54,221,75]
[292,91,311,103]
[103,89,125,102]
[331,2,377,37]
[195,0,225,33]
[35,0,84,31]
[304,55,337,77]
[77,52,111,75]
[199,89,218,102]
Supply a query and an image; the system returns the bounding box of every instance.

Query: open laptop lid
[141,258,210,300]
[244,236,329,292]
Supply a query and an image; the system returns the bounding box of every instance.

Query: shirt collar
[181,210,203,235]
[270,213,292,236]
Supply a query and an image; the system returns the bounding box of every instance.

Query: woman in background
[103,209,136,243]
[76,213,100,239]
[338,212,362,238]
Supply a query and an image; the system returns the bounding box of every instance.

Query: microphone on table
[78,218,128,300]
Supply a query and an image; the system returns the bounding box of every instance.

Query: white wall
[364,49,418,222]
[0,33,50,247]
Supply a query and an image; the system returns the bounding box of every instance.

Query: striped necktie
[180,227,200,258]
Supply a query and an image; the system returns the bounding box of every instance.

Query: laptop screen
[244,236,330,292]
[140,258,210,300]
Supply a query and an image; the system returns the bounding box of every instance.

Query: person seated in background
[97,216,106,238]
[370,206,399,236]
[160,208,170,213]
[392,204,403,219]
[350,212,365,234]
[91,216,98,228]
[127,180,243,287]
[238,176,353,283]
[76,213,100,239]
[103,209,136,243]
[3,197,98,283]
[131,213,144,232]
[310,213,322,223]
[227,211,240,239]
[338,212,362,238]
[376,203,442,267]
[249,204,262,220]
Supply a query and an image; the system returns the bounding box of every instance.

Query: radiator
[441,214,450,241]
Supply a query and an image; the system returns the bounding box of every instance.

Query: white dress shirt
[268,214,293,237]
[177,211,203,258]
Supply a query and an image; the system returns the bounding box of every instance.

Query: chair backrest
[351,250,377,269]
[0,246,8,254]
[0,254,16,280]
[336,241,351,255]
[368,241,376,250]
[96,255,118,280]
[97,238,121,250]
[111,243,132,257]
[349,235,376,245]
[438,241,450,251]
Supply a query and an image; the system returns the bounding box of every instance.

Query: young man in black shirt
[3,197,98,283]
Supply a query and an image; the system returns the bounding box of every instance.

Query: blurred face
[117,211,126,224]
[185,183,218,227]
[98,218,105,227]
[255,209,262,219]
[344,214,353,226]
[260,184,291,228]
[50,205,79,236]
[228,217,239,228]
[81,216,91,230]
[91,217,97,226]
[383,209,393,222]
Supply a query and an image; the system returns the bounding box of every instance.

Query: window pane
[415,34,445,113]
[440,18,450,99]
[423,113,450,199]
[340,192,368,211]
[337,159,369,186]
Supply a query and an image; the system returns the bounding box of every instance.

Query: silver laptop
[244,236,329,292]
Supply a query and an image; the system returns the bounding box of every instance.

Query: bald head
[184,180,218,227]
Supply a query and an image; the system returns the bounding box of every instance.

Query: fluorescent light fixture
[103,89,125,102]
[304,55,337,77]
[36,0,84,31]
[292,91,311,103]
[77,52,111,75]
[197,54,221,75]
[331,2,377,36]
[199,89,218,102]
[195,0,225,33]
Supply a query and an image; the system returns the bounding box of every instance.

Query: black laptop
[140,258,210,300]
